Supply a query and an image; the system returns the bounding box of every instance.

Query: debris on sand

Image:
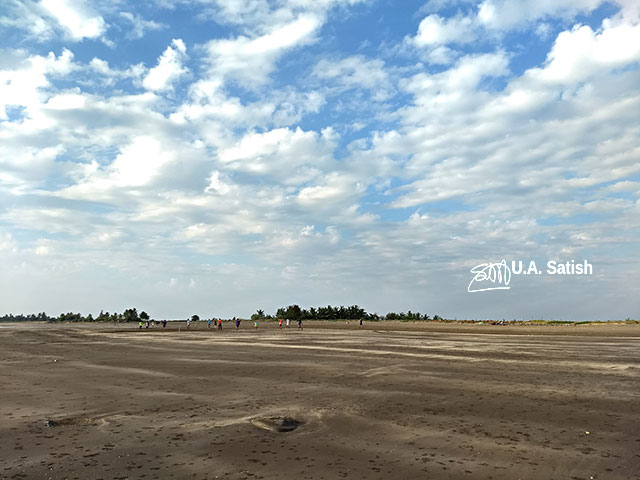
[251,416,302,433]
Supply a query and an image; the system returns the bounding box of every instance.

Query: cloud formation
[0,1,638,320]
[143,39,188,92]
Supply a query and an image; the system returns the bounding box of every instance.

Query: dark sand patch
[251,416,303,433]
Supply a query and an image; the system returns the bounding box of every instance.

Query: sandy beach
[1,322,639,479]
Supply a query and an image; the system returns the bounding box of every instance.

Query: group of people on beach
[243,317,304,330]
[139,320,168,329]
[141,317,304,331]
[206,318,223,330]
[266,318,303,330]
[185,317,303,330]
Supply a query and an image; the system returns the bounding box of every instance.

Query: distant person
[186,319,191,330]
[359,318,363,327]
[162,320,167,329]
[208,319,212,329]
[278,318,283,329]
[145,320,150,329]
[254,320,258,329]
[139,320,143,329]
[235,318,241,329]
[297,319,303,330]
[218,319,222,330]
[286,318,290,328]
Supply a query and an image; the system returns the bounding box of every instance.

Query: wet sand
[1,322,639,479]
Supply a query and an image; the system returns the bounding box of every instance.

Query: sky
[0,0,639,320]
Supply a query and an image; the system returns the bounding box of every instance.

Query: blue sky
[0,0,639,320]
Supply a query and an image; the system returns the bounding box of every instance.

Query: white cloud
[111,136,175,187]
[604,180,640,193]
[1,208,98,236]
[411,0,638,62]
[313,55,393,100]
[414,14,476,46]
[205,171,232,195]
[194,0,366,31]
[218,126,335,182]
[297,172,364,207]
[40,0,106,40]
[526,22,640,85]
[402,51,510,107]
[0,233,18,253]
[58,136,178,202]
[0,1,55,40]
[174,82,325,134]
[88,57,145,86]
[34,239,53,256]
[477,0,603,30]
[204,15,320,87]
[535,22,552,39]
[0,48,75,120]
[119,11,165,39]
[142,39,188,92]
[381,15,640,221]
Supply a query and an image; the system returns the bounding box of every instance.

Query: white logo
[468,259,593,292]
[468,260,511,292]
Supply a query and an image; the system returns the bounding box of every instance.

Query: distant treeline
[0,312,54,323]
[2,309,637,324]
[2,305,444,323]
[0,308,149,323]
[251,305,443,322]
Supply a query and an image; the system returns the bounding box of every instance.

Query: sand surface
[1,322,639,479]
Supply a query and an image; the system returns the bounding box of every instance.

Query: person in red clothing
[278,318,283,329]
[217,318,222,330]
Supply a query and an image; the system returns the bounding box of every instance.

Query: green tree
[191,314,200,322]
[284,304,302,322]
[122,308,139,323]
[140,311,150,321]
